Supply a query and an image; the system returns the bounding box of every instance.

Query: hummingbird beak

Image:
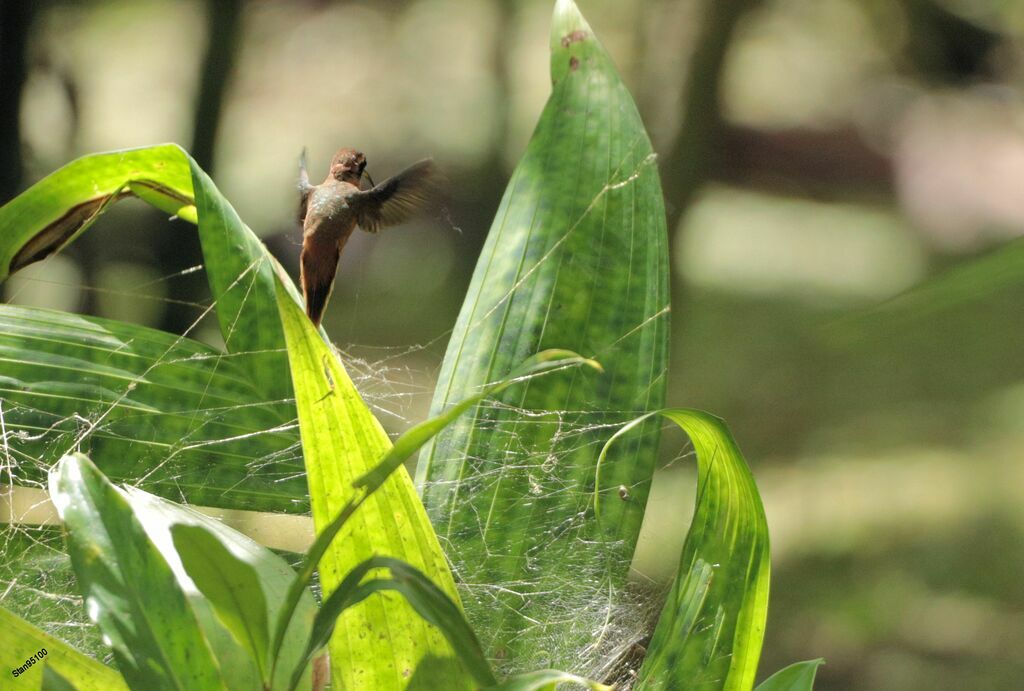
[363,168,375,188]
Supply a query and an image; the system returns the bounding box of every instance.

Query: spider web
[0,147,682,686]
[0,250,440,660]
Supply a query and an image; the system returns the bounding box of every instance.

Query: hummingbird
[297,147,438,326]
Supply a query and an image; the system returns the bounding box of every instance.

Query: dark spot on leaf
[10,195,117,273]
[561,29,588,47]
[8,180,191,274]
[569,56,580,71]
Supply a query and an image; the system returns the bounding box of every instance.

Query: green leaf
[831,236,1024,337]
[171,524,271,684]
[0,145,195,284]
[0,606,127,690]
[305,557,496,691]
[43,665,80,691]
[417,0,669,671]
[186,159,296,401]
[486,669,612,691]
[0,144,300,398]
[754,659,825,691]
[274,279,470,690]
[48,453,227,690]
[0,304,304,512]
[268,349,595,688]
[0,142,324,515]
[601,410,770,691]
[124,486,315,691]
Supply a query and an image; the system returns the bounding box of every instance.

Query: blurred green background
[2,0,1023,688]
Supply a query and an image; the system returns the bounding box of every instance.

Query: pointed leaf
[296,557,495,690]
[187,160,294,400]
[49,453,227,690]
[833,236,1024,335]
[171,524,271,683]
[275,279,469,690]
[417,0,669,671]
[599,410,770,691]
[125,486,315,691]
[755,659,825,691]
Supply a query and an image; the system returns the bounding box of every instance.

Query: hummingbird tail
[300,240,340,327]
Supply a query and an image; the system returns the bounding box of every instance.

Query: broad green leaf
[49,453,227,690]
[601,410,770,691]
[0,145,195,284]
[268,349,596,686]
[307,557,496,691]
[275,279,469,690]
[754,659,825,691]
[486,669,612,691]
[171,524,271,684]
[0,606,127,690]
[417,0,669,672]
[187,159,296,401]
[0,144,298,392]
[0,304,304,512]
[0,143,319,514]
[124,486,315,691]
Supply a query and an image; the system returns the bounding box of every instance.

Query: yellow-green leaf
[275,278,470,690]
[0,606,127,691]
[600,410,770,691]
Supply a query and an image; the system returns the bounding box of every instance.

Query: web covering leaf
[0,144,310,512]
[0,144,454,686]
[417,0,669,677]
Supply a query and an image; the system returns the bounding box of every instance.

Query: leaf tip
[552,0,590,36]
[48,452,93,516]
[550,0,600,83]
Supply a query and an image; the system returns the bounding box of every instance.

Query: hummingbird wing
[297,148,314,225]
[300,234,340,327]
[347,159,438,233]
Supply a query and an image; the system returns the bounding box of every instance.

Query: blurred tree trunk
[0,0,33,203]
[155,0,243,334]
[450,0,516,286]
[898,0,998,84]
[190,0,243,174]
[662,0,759,233]
[718,124,893,198]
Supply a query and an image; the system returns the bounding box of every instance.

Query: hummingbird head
[329,148,367,183]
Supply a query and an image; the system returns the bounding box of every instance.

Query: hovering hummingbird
[297,147,438,326]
